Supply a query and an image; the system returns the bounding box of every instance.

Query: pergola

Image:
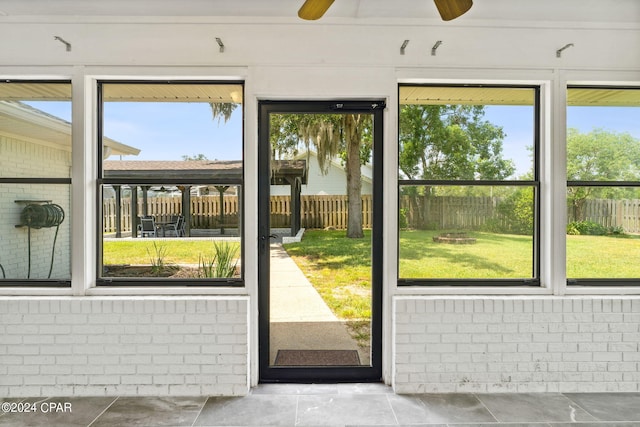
[103,159,307,238]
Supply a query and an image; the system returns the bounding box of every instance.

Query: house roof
[0,101,140,156]
[104,159,307,184]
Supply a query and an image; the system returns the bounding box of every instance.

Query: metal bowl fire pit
[432,232,476,244]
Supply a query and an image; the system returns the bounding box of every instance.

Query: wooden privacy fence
[104,194,373,232]
[103,196,240,233]
[569,198,640,233]
[401,195,503,231]
[104,195,640,234]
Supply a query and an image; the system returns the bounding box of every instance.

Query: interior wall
[0,10,639,395]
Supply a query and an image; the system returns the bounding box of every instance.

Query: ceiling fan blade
[433,0,473,21]
[298,0,335,20]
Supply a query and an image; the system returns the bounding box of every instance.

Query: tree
[270,113,372,238]
[182,153,209,161]
[567,128,640,220]
[398,104,514,228]
[399,104,514,181]
[209,103,372,238]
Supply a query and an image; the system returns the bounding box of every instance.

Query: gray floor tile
[0,397,116,427]
[563,393,640,422]
[90,396,206,427]
[387,393,496,425]
[449,424,551,427]
[296,394,397,426]
[194,395,298,426]
[549,423,640,427]
[477,393,598,423]
[336,383,394,394]
[251,383,339,395]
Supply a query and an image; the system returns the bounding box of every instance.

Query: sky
[25,100,640,178]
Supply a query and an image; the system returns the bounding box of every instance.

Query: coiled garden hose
[20,204,65,279]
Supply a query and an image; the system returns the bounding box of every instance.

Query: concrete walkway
[268,243,365,365]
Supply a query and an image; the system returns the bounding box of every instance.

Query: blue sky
[26,100,640,177]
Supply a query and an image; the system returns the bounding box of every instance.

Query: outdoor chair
[163,215,184,237]
[139,217,158,238]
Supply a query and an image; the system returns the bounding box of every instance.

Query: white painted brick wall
[0,297,249,397]
[0,136,72,280]
[393,296,640,393]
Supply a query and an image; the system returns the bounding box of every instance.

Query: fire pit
[432,232,476,244]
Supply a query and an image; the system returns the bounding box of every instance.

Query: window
[97,81,244,285]
[567,86,640,285]
[398,84,540,285]
[0,81,72,286]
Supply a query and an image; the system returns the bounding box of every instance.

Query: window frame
[0,80,73,287]
[95,80,245,287]
[566,84,640,287]
[397,83,542,287]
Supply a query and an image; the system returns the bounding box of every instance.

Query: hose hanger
[15,201,65,279]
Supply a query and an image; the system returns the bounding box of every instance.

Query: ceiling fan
[298,0,473,21]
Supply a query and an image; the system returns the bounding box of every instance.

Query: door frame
[258,100,385,382]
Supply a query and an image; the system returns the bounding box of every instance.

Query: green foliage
[182,153,209,161]
[567,128,640,221]
[494,187,534,235]
[146,241,168,276]
[197,241,239,278]
[399,104,515,180]
[566,220,625,236]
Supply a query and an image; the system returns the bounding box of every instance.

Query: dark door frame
[258,100,385,382]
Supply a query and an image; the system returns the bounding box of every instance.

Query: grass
[103,239,240,266]
[399,230,533,278]
[567,234,640,278]
[284,229,640,323]
[283,230,372,321]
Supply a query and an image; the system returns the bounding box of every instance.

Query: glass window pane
[399,185,534,279]
[567,186,640,279]
[567,88,640,182]
[0,82,72,178]
[0,184,71,280]
[567,87,640,283]
[399,86,535,180]
[100,183,241,280]
[99,82,244,283]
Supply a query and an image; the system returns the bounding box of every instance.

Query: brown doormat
[274,349,361,366]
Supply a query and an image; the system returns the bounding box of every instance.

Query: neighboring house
[0,101,139,279]
[270,150,373,196]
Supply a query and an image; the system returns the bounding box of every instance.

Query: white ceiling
[0,0,638,24]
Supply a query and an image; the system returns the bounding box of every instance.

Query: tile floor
[1,384,639,427]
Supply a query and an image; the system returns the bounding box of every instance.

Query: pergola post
[114,185,122,238]
[287,177,302,236]
[131,186,138,238]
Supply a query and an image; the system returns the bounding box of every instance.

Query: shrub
[566,220,607,236]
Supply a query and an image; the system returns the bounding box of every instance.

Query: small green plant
[567,220,607,236]
[197,253,216,278]
[146,241,168,276]
[197,241,239,278]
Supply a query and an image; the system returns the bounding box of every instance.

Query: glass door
[258,100,384,382]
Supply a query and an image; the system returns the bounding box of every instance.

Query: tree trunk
[345,115,364,238]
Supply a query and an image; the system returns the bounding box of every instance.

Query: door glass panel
[268,112,373,367]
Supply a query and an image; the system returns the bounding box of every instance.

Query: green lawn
[283,229,640,322]
[103,239,240,266]
[283,230,372,320]
[567,234,640,278]
[399,230,533,279]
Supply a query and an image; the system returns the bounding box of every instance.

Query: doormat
[274,349,361,366]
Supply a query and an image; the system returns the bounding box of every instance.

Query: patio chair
[139,217,158,238]
[163,215,184,237]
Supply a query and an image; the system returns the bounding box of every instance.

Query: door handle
[260,234,278,241]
